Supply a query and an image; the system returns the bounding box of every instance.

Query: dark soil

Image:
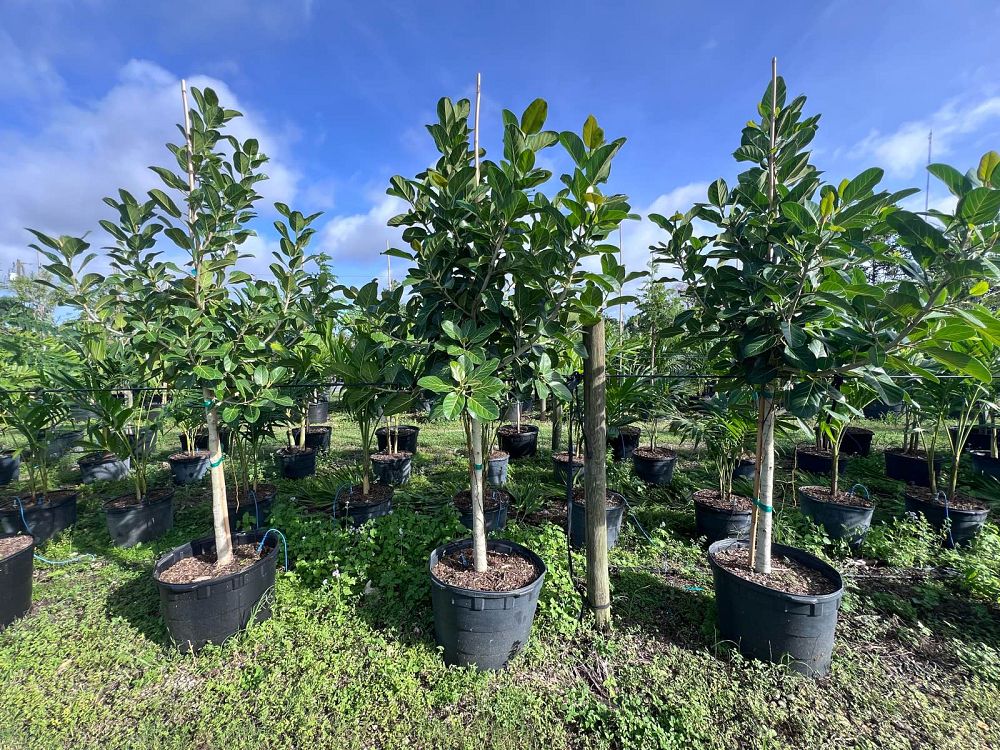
[227,483,278,507]
[693,489,752,512]
[572,487,623,508]
[633,447,676,460]
[371,451,412,462]
[845,426,874,436]
[489,450,509,461]
[618,426,640,436]
[0,489,76,512]
[104,487,174,511]
[340,483,393,508]
[905,486,987,511]
[553,451,584,466]
[156,543,266,585]
[0,535,33,560]
[278,446,315,457]
[168,451,209,462]
[800,485,875,509]
[796,445,834,458]
[497,424,537,436]
[713,545,840,596]
[886,447,932,458]
[453,488,512,513]
[79,451,121,467]
[432,548,541,592]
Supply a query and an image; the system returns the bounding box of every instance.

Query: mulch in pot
[0,489,76,511]
[497,424,537,435]
[796,445,836,458]
[278,446,315,457]
[800,485,874,509]
[79,451,122,466]
[339,483,393,508]
[453,488,512,513]
[633,447,676,460]
[572,486,623,508]
[906,486,987,511]
[489,450,509,460]
[104,486,174,511]
[432,548,541,592]
[372,451,412,462]
[712,545,839,596]
[227,483,278,505]
[156,543,265,585]
[693,489,752,512]
[169,451,209,462]
[0,535,33,559]
[552,451,584,465]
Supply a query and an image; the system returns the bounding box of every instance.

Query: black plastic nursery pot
[840,427,874,457]
[903,490,988,548]
[307,399,330,425]
[179,429,231,453]
[287,426,331,453]
[0,450,20,486]
[45,429,82,459]
[429,538,546,670]
[797,486,873,546]
[884,449,941,487]
[455,488,510,533]
[496,424,539,460]
[610,427,641,462]
[504,400,534,422]
[0,534,34,630]
[949,425,996,453]
[486,451,509,486]
[78,452,130,484]
[0,491,78,544]
[693,490,752,545]
[632,447,677,486]
[708,538,844,677]
[104,489,175,548]
[127,427,158,459]
[153,529,278,653]
[734,457,756,480]
[168,451,210,485]
[863,400,903,420]
[228,484,278,531]
[795,447,847,476]
[552,452,584,485]
[376,425,420,455]
[971,450,1000,479]
[569,490,626,550]
[276,446,316,480]
[371,452,412,486]
[335,485,393,527]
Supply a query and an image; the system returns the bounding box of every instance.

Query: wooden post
[583,319,611,629]
[552,401,563,452]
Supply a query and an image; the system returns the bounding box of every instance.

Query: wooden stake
[469,71,487,573]
[474,72,482,185]
[584,319,611,629]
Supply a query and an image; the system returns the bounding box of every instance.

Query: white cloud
[855,96,1000,177]
[317,194,407,286]
[0,51,300,274]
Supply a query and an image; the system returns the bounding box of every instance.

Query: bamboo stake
[469,72,487,573]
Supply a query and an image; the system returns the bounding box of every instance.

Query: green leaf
[441,392,464,420]
[978,152,1000,184]
[928,163,973,198]
[707,178,729,208]
[924,346,992,383]
[466,394,499,421]
[780,202,817,231]
[582,115,604,150]
[520,99,548,135]
[148,189,182,219]
[841,167,883,204]
[957,187,1000,225]
[971,280,990,296]
[417,375,453,394]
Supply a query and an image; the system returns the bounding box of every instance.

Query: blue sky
[2,0,999,292]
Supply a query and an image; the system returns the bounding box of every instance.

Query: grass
[1,412,1000,749]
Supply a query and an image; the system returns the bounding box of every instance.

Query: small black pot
[337,492,393,528]
[0,492,78,544]
[841,427,874,457]
[179,430,231,453]
[276,447,316,480]
[456,490,510,533]
[376,425,420,454]
[229,488,276,531]
[0,535,34,630]
[497,425,539,460]
[287,426,331,453]
[486,452,509,486]
[903,491,988,547]
[569,492,626,550]
[884,450,941,487]
[371,452,412,486]
[971,450,1000,479]
[797,487,873,546]
[105,491,175,547]
[795,448,847,476]
[734,458,756,480]
[45,429,82,459]
[429,538,546,670]
[863,401,903,420]
[632,449,677,486]
[693,494,752,544]
[307,400,330,425]
[553,455,584,485]
[153,529,278,652]
[78,453,130,484]
[610,428,641,462]
[0,450,20,486]
[708,538,844,677]
[949,426,996,453]
[168,452,210,485]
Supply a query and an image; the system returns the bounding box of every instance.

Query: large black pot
[497,425,539,460]
[168,452,210,485]
[949,425,996,453]
[287,426,331,453]
[795,447,847,476]
[487,452,509,486]
[104,491,174,547]
[0,491,78,544]
[884,449,941,487]
[632,449,677,486]
[841,427,874,457]
[610,428,641,462]
[429,538,546,670]
[371,452,412,486]
[276,447,316,480]
[456,489,510,533]
[376,425,420,455]
[693,492,752,544]
[569,491,625,550]
[708,538,844,677]
[0,450,20,486]
[0,535,34,630]
[179,430,231,453]
[553,454,584,485]
[153,530,278,652]
[797,487,873,546]
[863,401,903,420]
[45,429,82,459]
[228,487,276,531]
[971,450,1000,479]
[336,488,393,527]
[307,400,330,425]
[78,452,130,484]
[734,458,756,480]
[904,491,988,547]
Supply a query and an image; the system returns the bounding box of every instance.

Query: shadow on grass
[612,568,716,650]
[105,566,171,646]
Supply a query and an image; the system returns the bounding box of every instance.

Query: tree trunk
[468,414,487,572]
[749,391,775,574]
[552,401,563,453]
[583,321,611,629]
[205,388,233,565]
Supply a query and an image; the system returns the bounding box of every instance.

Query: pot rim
[0,533,35,564]
[152,531,278,591]
[707,538,844,603]
[104,488,175,514]
[428,538,546,598]
[798,485,874,512]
